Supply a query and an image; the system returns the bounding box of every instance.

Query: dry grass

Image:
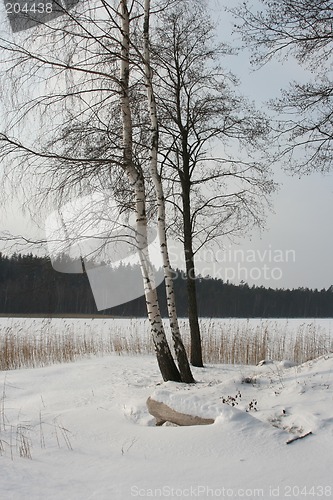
[196,319,333,365]
[0,318,332,372]
[0,377,73,460]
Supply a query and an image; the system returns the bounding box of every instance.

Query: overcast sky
[192,0,333,290]
[0,0,332,291]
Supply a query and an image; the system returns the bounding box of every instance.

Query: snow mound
[0,352,332,499]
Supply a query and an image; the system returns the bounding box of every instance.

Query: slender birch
[143,0,195,382]
[119,0,181,382]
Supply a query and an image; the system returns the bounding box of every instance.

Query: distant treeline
[0,253,332,317]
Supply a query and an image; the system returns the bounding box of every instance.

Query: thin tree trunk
[119,0,181,382]
[182,176,204,367]
[143,0,194,383]
[172,56,203,368]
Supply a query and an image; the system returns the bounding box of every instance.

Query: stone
[146,397,215,427]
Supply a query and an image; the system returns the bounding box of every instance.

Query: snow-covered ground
[1,346,332,499]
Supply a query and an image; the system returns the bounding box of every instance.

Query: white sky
[0,0,332,290]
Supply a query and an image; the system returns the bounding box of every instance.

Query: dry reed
[0,318,332,372]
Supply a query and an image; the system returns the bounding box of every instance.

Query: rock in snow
[146,396,215,426]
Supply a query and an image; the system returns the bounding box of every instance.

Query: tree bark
[143,0,195,383]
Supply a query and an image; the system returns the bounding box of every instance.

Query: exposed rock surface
[146,397,215,426]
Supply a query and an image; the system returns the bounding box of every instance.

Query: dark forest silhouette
[0,253,332,317]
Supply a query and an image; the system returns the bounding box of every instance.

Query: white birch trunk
[143,0,195,383]
[119,0,181,382]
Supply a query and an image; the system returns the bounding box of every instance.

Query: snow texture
[0,323,332,499]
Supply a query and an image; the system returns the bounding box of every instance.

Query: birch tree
[118,0,182,382]
[0,0,191,382]
[142,0,194,382]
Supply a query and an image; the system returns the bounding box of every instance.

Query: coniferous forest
[0,253,332,318]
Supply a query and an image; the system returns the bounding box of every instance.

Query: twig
[39,411,45,449]
[286,431,312,445]
[121,437,137,455]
